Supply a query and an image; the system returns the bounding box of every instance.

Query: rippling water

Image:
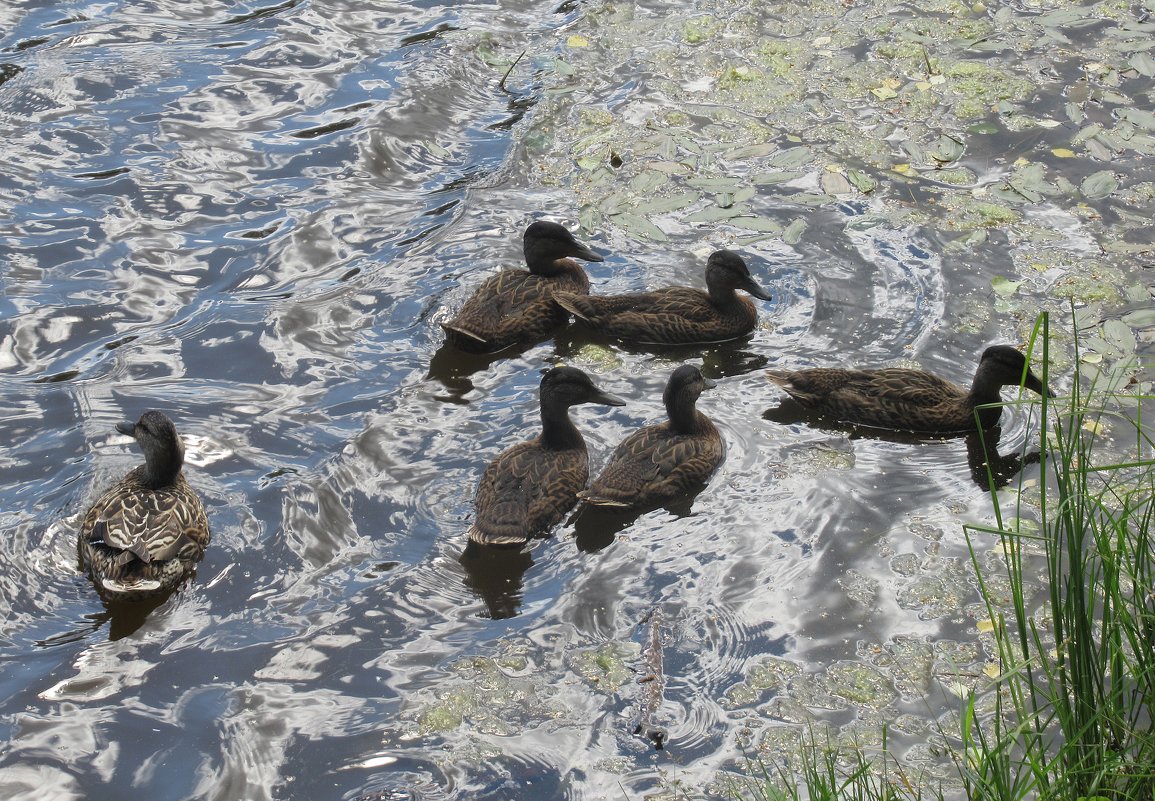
[2,0,1143,798]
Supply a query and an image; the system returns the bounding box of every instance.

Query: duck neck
[667,395,708,435]
[142,448,184,490]
[706,283,740,308]
[540,402,585,451]
[527,254,571,277]
[968,361,1013,407]
[966,364,1012,428]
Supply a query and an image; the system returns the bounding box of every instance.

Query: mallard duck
[442,221,604,353]
[553,249,771,345]
[77,410,211,602]
[469,366,626,546]
[580,365,724,508]
[765,345,1051,433]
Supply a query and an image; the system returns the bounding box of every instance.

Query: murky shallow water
[2,0,1153,798]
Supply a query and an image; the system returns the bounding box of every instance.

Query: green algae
[410,654,567,736]
[568,641,640,693]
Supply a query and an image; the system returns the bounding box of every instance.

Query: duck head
[663,364,716,413]
[976,345,1053,398]
[540,366,626,409]
[117,410,186,489]
[705,250,772,302]
[523,221,604,276]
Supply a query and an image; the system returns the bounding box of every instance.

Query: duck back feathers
[554,250,771,345]
[442,221,603,353]
[580,365,724,508]
[469,367,625,546]
[78,411,211,601]
[766,345,1049,433]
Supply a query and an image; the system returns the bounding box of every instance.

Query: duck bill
[742,277,772,302]
[569,241,604,263]
[1024,369,1052,398]
[702,377,717,390]
[115,421,136,436]
[591,389,627,407]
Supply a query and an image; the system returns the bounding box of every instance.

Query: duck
[77,410,211,602]
[441,221,604,353]
[765,345,1051,433]
[469,366,626,546]
[579,365,724,508]
[553,249,771,345]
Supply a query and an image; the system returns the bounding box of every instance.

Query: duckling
[442,221,604,353]
[77,411,211,602]
[553,249,771,345]
[469,366,626,546]
[580,365,724,508]
[765,345,1051,433]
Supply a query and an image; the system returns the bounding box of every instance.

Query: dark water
[0,0,1107,798]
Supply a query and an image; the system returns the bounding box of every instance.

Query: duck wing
[81,474,210,567]
[554,289,667,321]
[769,366,968,430]
[446,270,585,350]
[470,441,588,545]
[558,287,741,343]
[583,423,723,506]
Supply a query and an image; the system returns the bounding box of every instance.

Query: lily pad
[752,170,807,185]
[992,275,1022,296]
[928,134,965,164]
[768,146,814,169]
[1121,108,1155,132]
[684,205,747,223]
[820,171,853,196]
[728,216,782,233]
[1081,170,1118,200]
[1130,53,1155,78]
[633,192,698,215]
[847,169,878,193]
[612,212,669,241]
[1122,309,1155,328]
[783,218,807,245]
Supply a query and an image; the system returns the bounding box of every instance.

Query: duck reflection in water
[764,398,1042,490]
[459,540,534,620]
[966,426,1042,491]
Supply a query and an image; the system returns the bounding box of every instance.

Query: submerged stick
[632,608,668,749]
[499,50,527,93]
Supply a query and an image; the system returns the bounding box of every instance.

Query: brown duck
[442,221,604,353]
[469,366,626,546]
[765,345,1051,433]
[580,365,724,508]
[78,410,211,601]
[553,249,771,345]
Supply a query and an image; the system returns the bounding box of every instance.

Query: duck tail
[576,489,632,508]
[440,321,489,344]
[765,370,794,390]
[466,524,528,547]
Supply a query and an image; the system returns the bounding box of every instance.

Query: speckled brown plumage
[553,250,771,345]
[581,365,724,509]
[766,345,1051,433]
[442,221,603,353]
[78,411,211,602]
[469,366,625,546]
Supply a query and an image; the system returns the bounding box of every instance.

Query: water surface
[2,0,1152,798]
